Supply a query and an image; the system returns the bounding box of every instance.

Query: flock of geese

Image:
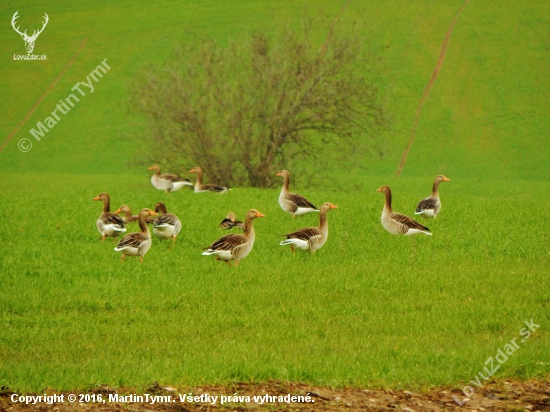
[93,165,450,265]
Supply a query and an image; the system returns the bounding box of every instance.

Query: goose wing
[116,232,148,249]
[283,227,321,241]
[206,234,247,252]
[161,173,191,184]
[219,218,234,229]
[202,183,228,192]
[219,218,244,230]
[287,193,317,210]
[391,213,430,232]
[416,197,438,213]
[154,213,179,227]
[101,213,125,227]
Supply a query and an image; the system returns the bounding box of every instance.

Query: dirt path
[0,38,88,153]
[2,379,549,411]
[396,0,470,176]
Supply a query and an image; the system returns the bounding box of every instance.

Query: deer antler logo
[11,11,49,54]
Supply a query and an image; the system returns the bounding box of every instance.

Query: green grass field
[1,175,548,392]
[1,0,549,393]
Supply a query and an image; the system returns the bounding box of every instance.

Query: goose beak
[150,211,158,216]
[147,166,155,171]
[275,171,282,176]
[115,208,122,213]
[256,212,265,218]
[189,168,195,173]
[444,177,451,182]
[93,196,100,201]
[330,204,338,209]
[376,187,383,192]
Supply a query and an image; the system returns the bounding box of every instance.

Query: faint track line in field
[396,0,470,176]
[0,38,88,153]
[317,0,353,61]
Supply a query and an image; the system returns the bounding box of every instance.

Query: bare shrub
[131,19,388,188]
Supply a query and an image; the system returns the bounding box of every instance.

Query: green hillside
[1,1,548,180]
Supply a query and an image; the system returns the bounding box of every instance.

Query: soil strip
[1,379,549,411]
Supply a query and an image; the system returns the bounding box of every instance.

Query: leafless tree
[131,19,388,188]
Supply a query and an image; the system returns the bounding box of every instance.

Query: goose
[280,202,338,253]
[202,209,265,265]
[114,208,158,262]
[114,205,139,224]
[415,175,450,218]
[93,193,126,241]
[276,170,318,217]
[151,202,181,243]
[219,212,244,230]
[376,186,432,236]
[148,165,192,193]
[188,166,229,193]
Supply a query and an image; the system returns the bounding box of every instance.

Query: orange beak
[93,196,100,201]
[150,211,159,216]
[256,211,265,218]
[330,204,338,209]
[147,166,155,171]
[189,168,195,173]
[275,171,282,176]
[444,177,451,182]
[115,208,122,213]
[376,187,383,192]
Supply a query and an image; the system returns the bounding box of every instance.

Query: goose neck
[195,169,203,187]
[319,208,328,229]
[243,216,255,236]
[319,212,329,238]
[138,214,150,234]
[383,190,392,213]
[279,174,290,195]
[432,181,441,198]
[283,174,290,191]
[103,197,110,213]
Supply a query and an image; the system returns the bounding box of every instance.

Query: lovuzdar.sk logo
[11,10,48,60]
